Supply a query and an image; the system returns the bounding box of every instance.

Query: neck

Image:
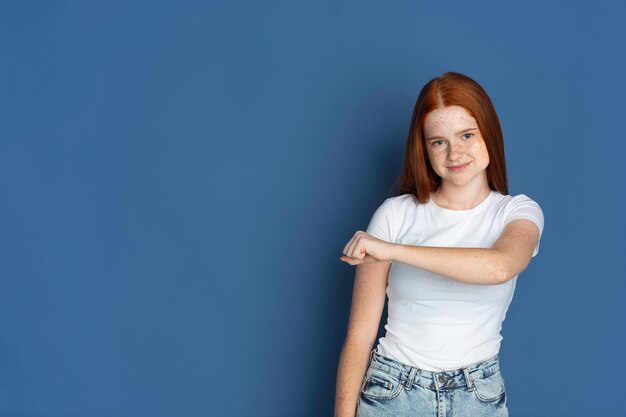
[432,181,491,210]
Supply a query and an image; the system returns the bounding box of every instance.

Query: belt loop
[404,367,418,391]
[463,367,474,391]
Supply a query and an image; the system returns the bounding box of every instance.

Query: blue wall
[1,1,624,416]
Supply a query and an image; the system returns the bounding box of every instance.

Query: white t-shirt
[366,189,544,372]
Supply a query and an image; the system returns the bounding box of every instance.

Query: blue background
[1,1,624,416]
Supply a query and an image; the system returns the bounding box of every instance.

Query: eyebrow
[427,128,477,141]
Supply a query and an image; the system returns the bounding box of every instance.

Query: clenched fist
[340,231,395,265]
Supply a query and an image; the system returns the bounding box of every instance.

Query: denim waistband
[366,348,502,391]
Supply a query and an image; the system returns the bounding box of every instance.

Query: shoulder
[372,193,419,212]
[500,193,543,212]
[490,191,542,210]
[384,193,427,218]
[496,192,544,232]
[387,193,422,208]
[366,194,418,243]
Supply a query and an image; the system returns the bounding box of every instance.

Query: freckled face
[423,105,490,188]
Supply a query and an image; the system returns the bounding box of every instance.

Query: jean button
[438,374,447,383]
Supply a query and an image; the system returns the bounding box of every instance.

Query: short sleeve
[504,194,545,257]
[365,197,395,243]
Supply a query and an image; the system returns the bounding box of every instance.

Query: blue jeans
[356,349,509,417]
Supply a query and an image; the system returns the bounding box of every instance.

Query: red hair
[394,72,508,203]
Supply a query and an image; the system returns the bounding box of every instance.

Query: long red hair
[393,72,508,203]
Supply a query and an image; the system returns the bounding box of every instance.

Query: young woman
[334,72,544,417]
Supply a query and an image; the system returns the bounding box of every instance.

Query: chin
[447,176,477,186]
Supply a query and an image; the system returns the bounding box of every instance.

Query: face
[423,105,490,189]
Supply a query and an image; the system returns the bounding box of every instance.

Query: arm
[389,219,540,285]
[335,261,390,417]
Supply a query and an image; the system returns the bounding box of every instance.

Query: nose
[448,142,464,161]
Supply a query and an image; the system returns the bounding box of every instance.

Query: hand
[340,231,394,265]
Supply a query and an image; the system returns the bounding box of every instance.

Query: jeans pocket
[360,368,404,401]
[471,370,506,403]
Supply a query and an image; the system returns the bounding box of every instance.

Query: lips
[448,162,470,171]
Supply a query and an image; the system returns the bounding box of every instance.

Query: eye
[463,133,474,139]
[431,140,445,146]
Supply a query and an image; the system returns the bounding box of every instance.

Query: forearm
[390,244,506,285]
[335,339,371,417]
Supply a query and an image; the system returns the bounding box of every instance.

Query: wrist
[388,243,401,263]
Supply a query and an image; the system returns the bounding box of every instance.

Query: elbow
[492,249,528,284]
[498,263,527,284]
[344,333,377,350]
[490,269,508,285]
[343,336,376,356]
[497,270,514,284]
[495,261,514,285]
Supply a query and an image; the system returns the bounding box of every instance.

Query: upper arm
[492,219,541,281]
[344,262,391,347]
[345,196,394,346]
